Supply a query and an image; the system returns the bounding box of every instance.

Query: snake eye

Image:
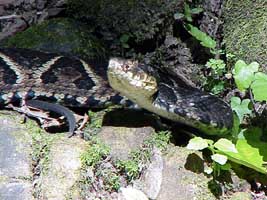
[123,64,130,71]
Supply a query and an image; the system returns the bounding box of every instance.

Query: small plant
[187,59,267,175]
[116,131,171,181]
[95,169,121,191]
[174,2,216,51]
[80,137,110,168]
[187,137,235,177]
[116,159,140,181]
[203,58,227,95]
[174,2,203,22]
[144,130,171,151]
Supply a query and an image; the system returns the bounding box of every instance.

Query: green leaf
[218,127,267,174]
[211,154,228,165]
[186,137,210,150]
[230,97,252,122]
[184,3,192,22]
[232,60,259,91]
[190,8,203,14]
[211,81,225,95]
[220,163,231,171]
[120,34,129,43]
[251,72,267,101]
[185,24,216,49]
[214,138,238,153]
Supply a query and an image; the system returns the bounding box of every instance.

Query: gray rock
[119,187,149,200]
[39,136,87,200]
[135,148,163,199]
[0,181,33,200]
[98,126,154,160]
[0,112,33,199]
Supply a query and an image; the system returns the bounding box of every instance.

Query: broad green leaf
[214,138,238,153]
[186,137,209,150]
[218,127,267,174]
[230,97,252,122]
[185,24,216,49]
[251,72,267,101]
[232,60,259,91]
[211,154,228,165]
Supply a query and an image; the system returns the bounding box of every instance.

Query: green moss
[223,0,267,70]
[3,18,107,60]
[25,119,62,174]
[80,137,110,168]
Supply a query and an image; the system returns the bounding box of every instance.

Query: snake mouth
[107,58,158,101]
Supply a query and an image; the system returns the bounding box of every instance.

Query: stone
[135,148,163,199]
[98,126,154,160]
[0,112,33,200]
[39,136,87,199]
[119,187,149,200]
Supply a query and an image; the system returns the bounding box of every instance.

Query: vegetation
[185,13,267,178]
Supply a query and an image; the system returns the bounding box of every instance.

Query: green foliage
[185,24,216,49]
[144,130,171,151]
[116,131,171,181]
[203,58,227,95]
[81,138,110,167]
[174,2,203,21]
[206,59,226,76]
[95,169,121,191]
[251,72,267,101]
[187,137,237,176]
[230,97,252,122]
[219,127,267,174]
[232,60,259,91]
[188,59,267,176]
[116,160,140,181]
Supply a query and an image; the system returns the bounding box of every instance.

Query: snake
[107,58,233,135]
[0,48,233,136]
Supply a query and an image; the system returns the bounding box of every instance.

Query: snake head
[108,58,157,104]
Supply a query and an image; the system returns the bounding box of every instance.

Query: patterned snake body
[0,48,127,108]
[0,48,233,135]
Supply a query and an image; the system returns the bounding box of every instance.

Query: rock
[2,18,107,60]
[0,0,67,40]
[0,111,33,200]
[0,181,33,200]
[39,136,87,199]
[134,148,163,199]
[229,192,251,200]
[98,126,154,160]
[119,187,149,200]
[138,145,217,200]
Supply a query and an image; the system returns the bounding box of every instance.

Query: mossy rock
[2,18,107,60]
[223,0,267,70]
[67,0,184,56]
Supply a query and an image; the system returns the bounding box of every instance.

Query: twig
[0,14,21,20]
[0,11,43,20]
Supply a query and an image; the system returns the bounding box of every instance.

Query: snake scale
[0,48,233,136]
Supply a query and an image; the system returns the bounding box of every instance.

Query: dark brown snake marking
[0,48,129,135]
